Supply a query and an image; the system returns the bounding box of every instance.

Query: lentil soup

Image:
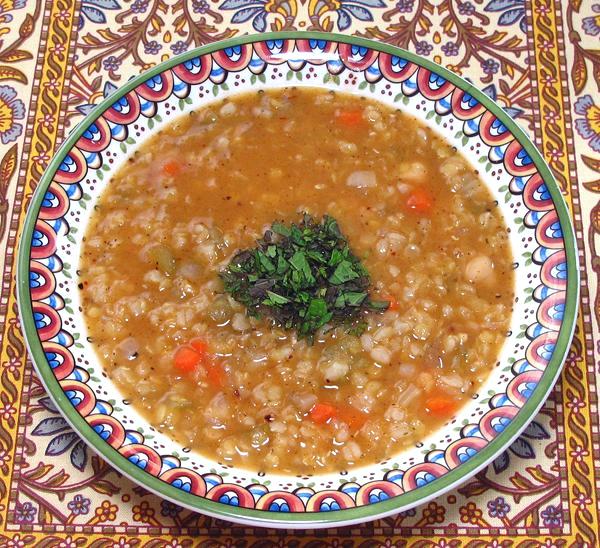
[80,88,513,474]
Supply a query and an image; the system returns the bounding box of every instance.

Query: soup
[80,88,513,474]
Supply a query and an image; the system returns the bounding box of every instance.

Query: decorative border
[0,0,81,533]
[16,32,579,528]
[530,0,600,542]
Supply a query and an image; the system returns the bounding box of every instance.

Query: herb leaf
[329,260,360,285]
[265,290,291,305]
[220,214,389,341]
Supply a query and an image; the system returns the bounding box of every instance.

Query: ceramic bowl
[17,32,578,528]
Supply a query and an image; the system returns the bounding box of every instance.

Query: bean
[465,255,495,285]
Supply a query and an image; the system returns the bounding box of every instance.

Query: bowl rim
[16,30,579,528]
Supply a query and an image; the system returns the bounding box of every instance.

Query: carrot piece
[309,402,337,425]
[308,402,366,431]
[336,109,364,127]
[383,295,399,311]
[205,361,225,388]
[190,338,208,356]
[406,188,433,214]
[163,160,180,176]
[173,345,201,373]
[336,405,368,432]
[426,397,458,417]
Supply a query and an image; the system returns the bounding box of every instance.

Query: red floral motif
[535,4,551,16]
[566,396,586,413]
[547,146,564,162]
[43,78,61,92]
[57,536,78,548]
[111,537,132,548]
[37,113,56,129]
[543,109,561,124]
[31,151,50,166]
[0,403,16,422]
[2,357,20,374]
[5,534,27,548]
[540,71,558,87]
[49,43,66,56]
[0,449,11,467]
[572,492,592,511]
[53,9,71,22]
[569,444,589,462]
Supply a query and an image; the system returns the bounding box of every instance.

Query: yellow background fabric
[0,0,598,544]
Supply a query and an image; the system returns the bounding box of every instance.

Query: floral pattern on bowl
[17,32,578,528]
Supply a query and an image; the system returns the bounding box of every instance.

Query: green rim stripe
[16,31,579,527]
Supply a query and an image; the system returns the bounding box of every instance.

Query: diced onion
[347,170,376,188]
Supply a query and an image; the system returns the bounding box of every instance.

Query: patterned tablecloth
[0,0,598,545]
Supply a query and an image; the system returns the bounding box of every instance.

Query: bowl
[16,32,578,529]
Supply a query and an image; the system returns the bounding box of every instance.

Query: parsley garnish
[220,214,389,341]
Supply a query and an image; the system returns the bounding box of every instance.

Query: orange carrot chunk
[425,397,458,417]
[336,109,364,127]
[309,402,337,425]
[173,345,201,373]
[336,405,368,432]
[406,188,433,214]
[163,160,180,177]
[205,360,225,388]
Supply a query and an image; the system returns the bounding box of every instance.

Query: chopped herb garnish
[220,214,389,341]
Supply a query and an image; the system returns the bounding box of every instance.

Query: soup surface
[80,88,513,474]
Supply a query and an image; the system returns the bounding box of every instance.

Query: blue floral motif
[193,0,211,13]
[333,0,386,31]
[103,55,121,72]
[79,0,121,29]
[582,4,600,36]
[484,0,527,33]
[415,40,433,56]
[67,495,91,516]
[170,40,188,55]
[131,0,150,13]
[487,496,510,518]
[458,1,476,16]
[220,0,386,32]
[14,501,36,523]
[541,504,563,527]
[32,397,89,471]
[144,40,162,55]
[441,42,459,56]
[481,58,500,75]
[492,420,549,473]
[0,85,25,145]
[574,94,600,152]
[219,0,274,32]
[395,0,414,12]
